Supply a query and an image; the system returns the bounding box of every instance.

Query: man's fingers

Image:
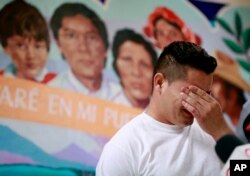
[181,100,200,118]
[180,86,208,108]
[188,85,213,103]
[180,92,202,108]
[180,92,204,118]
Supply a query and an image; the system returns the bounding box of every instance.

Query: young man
[96,41,232,175]
[49,2,120,100]
[0,0,55,83]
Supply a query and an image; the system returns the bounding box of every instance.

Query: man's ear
[153,73,166,93]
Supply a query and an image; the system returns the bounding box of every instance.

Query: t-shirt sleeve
[96,142,136,176]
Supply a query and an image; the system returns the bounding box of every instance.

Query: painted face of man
[58,14,107,80]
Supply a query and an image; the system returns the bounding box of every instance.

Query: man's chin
[184,119,194,126]
[181,116,194,127]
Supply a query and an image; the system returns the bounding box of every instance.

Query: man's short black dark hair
[155,41,217,83]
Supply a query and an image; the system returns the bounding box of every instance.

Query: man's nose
[78,36,88,51]
[131,63,141,76]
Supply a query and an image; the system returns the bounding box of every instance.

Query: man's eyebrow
[61,26,83,33]
[61,27,74,32]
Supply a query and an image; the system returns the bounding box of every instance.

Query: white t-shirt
[96,112,222,176]
[48,69,122,100]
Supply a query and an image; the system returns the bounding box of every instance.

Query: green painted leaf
[237,59,250,72]
[223,38,244,53]
[242,28,250,50]
[216,17,234,35]
[235,12,242,39]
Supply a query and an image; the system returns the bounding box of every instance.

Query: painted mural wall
[0,0,250,175]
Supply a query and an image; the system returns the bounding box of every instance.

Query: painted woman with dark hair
[111,29,157,109]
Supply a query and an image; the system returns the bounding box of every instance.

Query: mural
[0,0,250,175]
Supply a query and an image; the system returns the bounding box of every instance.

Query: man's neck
[73,71,102,92]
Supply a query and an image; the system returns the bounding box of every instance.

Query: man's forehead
[185,69,213,93]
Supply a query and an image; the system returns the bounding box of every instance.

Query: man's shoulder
[108,113,144,142]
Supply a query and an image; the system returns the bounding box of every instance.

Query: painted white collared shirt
[0,63,56,84]
[48,69,122,101]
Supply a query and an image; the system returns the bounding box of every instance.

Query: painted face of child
[4,35,48,79]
